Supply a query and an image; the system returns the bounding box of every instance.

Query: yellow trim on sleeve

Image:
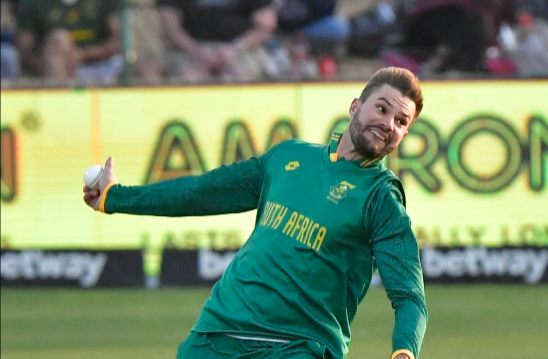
[391,349,415,359]
[98,182,117,213]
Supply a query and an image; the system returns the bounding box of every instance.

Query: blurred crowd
[1,0,547,86]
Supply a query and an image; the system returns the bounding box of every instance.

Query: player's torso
[257,143,367,260]
[235,140,392,323]
[254,140,388,268]
[196,139,395,357]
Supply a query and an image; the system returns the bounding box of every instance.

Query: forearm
[167,30,199,54]
[235,27,272,50]
[80,38,120,62]
[374,223,427,357]
[376,231,428,359]
[103,157,266,217]
[391,295,428,359]
[160,7,199,55]
[164,22,198,54]
[369,184,428,359]
[375,238,428,358]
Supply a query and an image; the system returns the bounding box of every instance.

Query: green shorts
[176,332,331,359]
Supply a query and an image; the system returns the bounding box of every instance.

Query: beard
[348,108,393,160]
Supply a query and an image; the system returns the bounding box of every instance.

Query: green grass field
[1,285,547,359]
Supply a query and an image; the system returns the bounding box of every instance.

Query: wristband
[391,349,415,359]
[98,182,117,213]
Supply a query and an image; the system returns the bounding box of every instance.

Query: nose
[379,115,395,132]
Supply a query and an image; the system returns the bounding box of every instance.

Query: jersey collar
[328,132,381,168]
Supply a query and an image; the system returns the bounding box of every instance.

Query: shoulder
[267,138,321,152]
[261,138,323,164]
[361,168,410,237]
[372,168,406,208]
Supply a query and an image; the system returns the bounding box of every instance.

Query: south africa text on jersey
[258,201,327,251]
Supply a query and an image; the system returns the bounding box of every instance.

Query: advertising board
[1,249,144,287]
[1,81,547,275]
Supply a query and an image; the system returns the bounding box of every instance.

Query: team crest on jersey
[328,181,356,203]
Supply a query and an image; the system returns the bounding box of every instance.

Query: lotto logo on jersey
[285,161,300,171]
[327,181,356,204]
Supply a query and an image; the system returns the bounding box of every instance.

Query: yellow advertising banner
[1,81,547,272]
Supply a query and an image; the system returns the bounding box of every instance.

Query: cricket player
[83,66,428,359]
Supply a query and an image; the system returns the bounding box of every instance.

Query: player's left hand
[83,157,118,211]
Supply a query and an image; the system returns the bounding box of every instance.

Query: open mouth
[369,129,386,142]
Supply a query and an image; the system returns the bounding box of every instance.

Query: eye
[377,105,385,113]
[396,118,408,126]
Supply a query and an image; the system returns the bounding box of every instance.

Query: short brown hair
[359,67,423,118]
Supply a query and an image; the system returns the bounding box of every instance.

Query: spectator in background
[16,0,123,82]
[154,0,277,83]
[275,0,350,58]
[498,0,548,76]
[383,0,520,74]
[1,0,20,79]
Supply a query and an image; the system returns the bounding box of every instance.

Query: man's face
[348,84,416,160]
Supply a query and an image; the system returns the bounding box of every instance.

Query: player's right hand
[83,156,118,211]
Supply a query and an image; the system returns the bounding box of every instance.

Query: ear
[349,98,361,116]
[403,131,409,138]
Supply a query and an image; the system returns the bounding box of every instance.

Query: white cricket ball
[84,165,104,189]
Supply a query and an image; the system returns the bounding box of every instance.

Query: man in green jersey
[83,66,428,359]
[17,0,122,81]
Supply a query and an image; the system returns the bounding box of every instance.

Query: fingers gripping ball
[83,165,104,190]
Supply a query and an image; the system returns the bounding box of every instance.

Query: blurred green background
[2,285,547,359]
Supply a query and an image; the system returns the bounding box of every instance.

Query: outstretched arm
[366,181,428,359]
[83,152,269,217]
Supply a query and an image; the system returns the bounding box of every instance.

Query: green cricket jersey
[103,135,428,359]
[17,0,121,48]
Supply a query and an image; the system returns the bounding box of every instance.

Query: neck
[336,131,382,163]
[335,132,358,161]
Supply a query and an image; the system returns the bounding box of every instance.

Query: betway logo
[198,250,236,280]
[422,246,548,284]
[1,250,107,287]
